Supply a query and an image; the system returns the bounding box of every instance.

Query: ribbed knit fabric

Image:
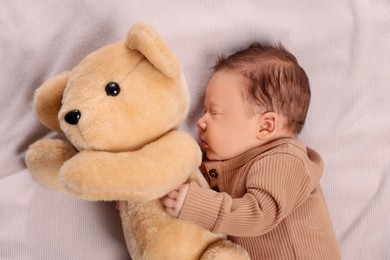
[179,138,341,260]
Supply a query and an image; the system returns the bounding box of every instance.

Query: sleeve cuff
[178,181,223,231]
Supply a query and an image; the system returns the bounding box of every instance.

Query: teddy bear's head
[34,24,189,152]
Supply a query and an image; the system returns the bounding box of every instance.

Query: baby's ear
[256,112,277,140]
[125,23,180,79]
[34,72,69,133]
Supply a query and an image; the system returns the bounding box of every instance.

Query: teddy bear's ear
[34,71,69,133]
[126,23,180,79]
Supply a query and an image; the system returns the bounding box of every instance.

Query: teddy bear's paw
[26,139,77,164]
[25,138,77,192]
[200,239,250,260]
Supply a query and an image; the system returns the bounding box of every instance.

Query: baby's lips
[199,139,209,150]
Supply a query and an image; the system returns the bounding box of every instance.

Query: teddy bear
[25,23,249,260]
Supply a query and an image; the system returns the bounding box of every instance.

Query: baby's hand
[160,183,189,218]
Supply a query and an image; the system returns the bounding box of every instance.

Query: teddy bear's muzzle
[64,109,81,125]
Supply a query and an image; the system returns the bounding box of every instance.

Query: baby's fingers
[161,196,175,208]
[160,196,180,217]
[164,206,180,218]
[166,190,179,199]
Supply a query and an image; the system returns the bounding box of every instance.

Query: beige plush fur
[25,23,249,259]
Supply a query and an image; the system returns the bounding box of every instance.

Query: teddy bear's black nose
[64,109,81,125]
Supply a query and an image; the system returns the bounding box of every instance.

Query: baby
[161,43,341,259]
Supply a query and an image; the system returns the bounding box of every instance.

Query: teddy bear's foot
[200,239,250,260]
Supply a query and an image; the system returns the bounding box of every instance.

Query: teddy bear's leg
[200,240,251,260]
[25,138,77,193]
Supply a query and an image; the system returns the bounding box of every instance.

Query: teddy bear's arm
[188,169,210,189]
[25,138,77,193]
[60,130,202,201]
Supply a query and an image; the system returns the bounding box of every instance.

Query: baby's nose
[197,117,207,130]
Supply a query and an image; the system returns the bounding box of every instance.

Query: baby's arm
[161,168,209,217]
[171,154,316,237]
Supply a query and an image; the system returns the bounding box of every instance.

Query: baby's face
[197,70,261,161]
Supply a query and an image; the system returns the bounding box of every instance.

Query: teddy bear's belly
[118,200,224,260]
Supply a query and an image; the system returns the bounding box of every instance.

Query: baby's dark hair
[213,42,311,134]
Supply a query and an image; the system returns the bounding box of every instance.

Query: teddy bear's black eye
[105,82,121,96]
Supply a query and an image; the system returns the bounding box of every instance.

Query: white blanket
[1,1,389,259]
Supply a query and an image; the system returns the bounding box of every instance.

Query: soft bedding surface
[1,1,389,259]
